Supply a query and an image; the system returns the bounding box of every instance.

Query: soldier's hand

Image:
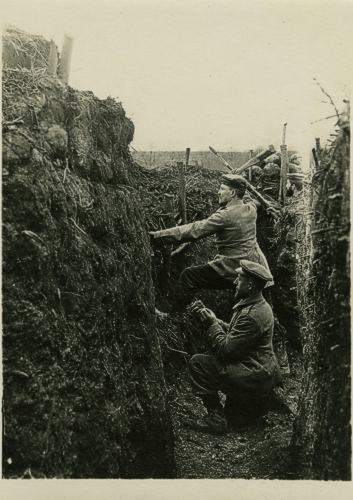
[149,231,164,246]
[190,300,205,314]
[198,307,217,327]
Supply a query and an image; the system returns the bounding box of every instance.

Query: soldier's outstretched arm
[149,209,227,244]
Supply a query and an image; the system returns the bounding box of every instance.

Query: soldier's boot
[187,394,228,435]
[188,408,228,435]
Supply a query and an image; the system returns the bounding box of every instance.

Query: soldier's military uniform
[190,291,281,395]
[152,175,272,298]
[188,260,281,433]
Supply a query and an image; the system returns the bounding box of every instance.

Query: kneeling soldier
[188,260,281,434]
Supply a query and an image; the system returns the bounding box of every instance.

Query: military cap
[221,174,247,191]
[237,259,273,282]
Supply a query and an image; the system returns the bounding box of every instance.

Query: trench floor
[168,353,301,479]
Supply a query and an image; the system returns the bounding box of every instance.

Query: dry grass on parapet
[3,25,50,69]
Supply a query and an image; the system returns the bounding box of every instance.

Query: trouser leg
[200,394,222,412]
[189,353,230,412]
[176,264,234,307]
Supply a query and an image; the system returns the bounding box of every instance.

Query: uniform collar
[218,198,242,210]
[233,292,264,310]
[226,198,243,208]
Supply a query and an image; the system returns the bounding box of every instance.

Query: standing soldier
[150,174,273,305]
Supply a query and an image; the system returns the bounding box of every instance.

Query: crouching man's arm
[207,312,260,362]
[190,301,229,332]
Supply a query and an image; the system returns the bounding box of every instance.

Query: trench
[144,162,302,479]
[2,26,350,480]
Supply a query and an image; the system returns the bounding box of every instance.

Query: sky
[2,0,352,160]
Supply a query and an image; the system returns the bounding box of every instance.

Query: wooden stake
[278,123,289,204]
[160,194,174,291]
[282,122,287,145]
[209,145,275,175]
[280,144,289,205]
[47,40,58,76]
[232,145,276,174]
[185,147,191,169]
[163,194,174,226]
[209,146,232,170]
[315,137,321,165]
[58,34,74,84]
[178,151,189,224]
[312,148,319,170]
[248,149,253,182]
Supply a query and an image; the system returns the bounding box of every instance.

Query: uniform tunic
[190,292,281,396]
[153,198,271,284]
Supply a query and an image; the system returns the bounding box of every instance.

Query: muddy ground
[168,350,301,479]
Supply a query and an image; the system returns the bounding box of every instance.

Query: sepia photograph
[1,0,351,494]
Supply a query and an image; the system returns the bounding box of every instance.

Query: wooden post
[58,34,74,84]
[315,137,321,152]
[160,194,174,290]
[248,149,253,182]
[315,137,321,165]
[280,145,289,205]
[178,148,189,225]
[47,40,58,76]
[163,193,174,226]
[279,123,289,204]
[232,145,275,174]
[185,147,191,168]
[282,122,287,145]
[312,148,319,171]
[177,161,186,224]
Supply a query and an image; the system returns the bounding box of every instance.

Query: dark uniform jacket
[207,292,281,393]
[153,198,272,284]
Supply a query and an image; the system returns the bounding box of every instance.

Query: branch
[3,116,24,127]
[166,345,189,357]
[313,78,340,119]
[171,242,190,257]
[69,217,87,236]
[310,113,342,125]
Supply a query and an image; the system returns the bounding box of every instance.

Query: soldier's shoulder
[253,298,272,312]
[223,204,243,221]
[237,304,258,322]
[211,206,231,222]
[243,201,257,214]
[248,300,274,324]
[228,201,256,215]
[211,207,226,216]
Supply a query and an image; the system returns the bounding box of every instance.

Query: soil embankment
[292,112,350,480]
[3,27,175,479]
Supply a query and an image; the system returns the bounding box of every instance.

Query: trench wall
[2,28,175,478]
[291,114,350,479]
